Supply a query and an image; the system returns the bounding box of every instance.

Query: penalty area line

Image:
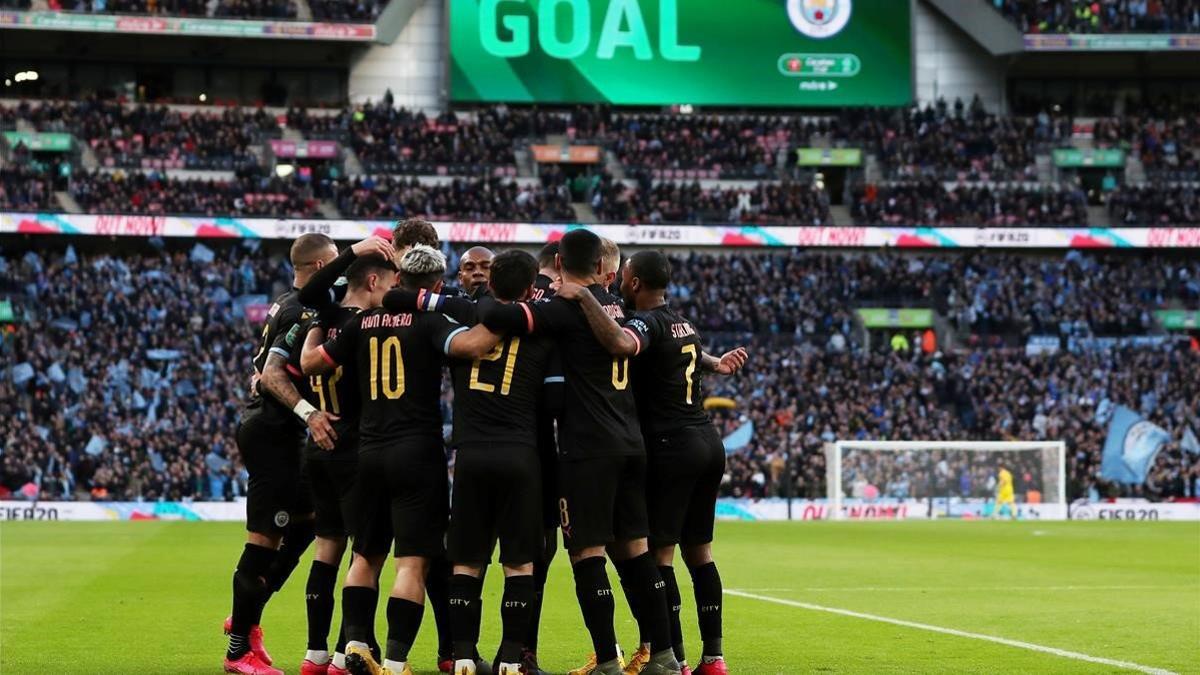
[725,589,1178,675]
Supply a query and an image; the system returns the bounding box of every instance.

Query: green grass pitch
[2,521,1197,674]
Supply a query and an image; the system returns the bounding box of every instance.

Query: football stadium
[1,1,1199,674]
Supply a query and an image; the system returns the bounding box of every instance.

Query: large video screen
[449,0,912,107]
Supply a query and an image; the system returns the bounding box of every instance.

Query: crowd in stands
[592,175,833,226]
[2,244,1197,504]
[992,0,1200,33]
[851,181,1090,227]
[332,175,575,222]
[69,170,320,217]
[3,0,393,20]
[0,164,58,212]
[713,342,1200,503]
[1107,184,1200,224]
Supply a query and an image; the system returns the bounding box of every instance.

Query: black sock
[264,519,315,594]
[342,585,377,645]
[305,560,339,651]
[527,549,552,654]
[334,624,346,654]
[426,556,454,660]
[658,566,685,663]
[614,558,650,646]
[228,543,277,660]
[572,556,617,663]
[365,587,381,661]
[689,562,723,657]
[385,597,425,663]
[448,574,484,662]
[622,553,672,655]
[499,575,536,664]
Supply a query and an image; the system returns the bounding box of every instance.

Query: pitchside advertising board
[3,499,1198,521]
[448,0,913,107]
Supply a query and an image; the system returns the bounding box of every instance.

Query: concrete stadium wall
[348,0,444,108]
[914,0,1008,112]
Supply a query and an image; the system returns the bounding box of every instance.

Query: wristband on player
[416,289,445,312]
[293,399,319,421]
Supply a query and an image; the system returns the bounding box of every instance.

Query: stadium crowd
[2,243,1197,505]
[69,170,322,217]
[332,175,576,221]
[992,0,1200,33]
[850,181,1090,227]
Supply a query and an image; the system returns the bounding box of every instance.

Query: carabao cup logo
[788,0,852,39]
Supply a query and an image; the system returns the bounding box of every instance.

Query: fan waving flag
[1182,425,1200,456]
[1101,405,1171,484]
[723,420,755,454]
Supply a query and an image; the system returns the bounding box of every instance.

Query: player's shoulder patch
[283,323,303,348]
[627,317,651,335]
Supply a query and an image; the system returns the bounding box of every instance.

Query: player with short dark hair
[304,245,501,675]
[480,230,683,675]
[442,249,558,675]
[457,247,495,296]
[224,233,342,675]
[290,241,397,675]
[555,250,748,675]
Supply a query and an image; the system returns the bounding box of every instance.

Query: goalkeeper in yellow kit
[994,464,1017,520]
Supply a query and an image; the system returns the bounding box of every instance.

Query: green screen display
[449,0,912,107]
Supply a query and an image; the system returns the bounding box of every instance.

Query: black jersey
[625,304,712,435]
[483,285,643,461]
[319,308,465,449]
[246,288,312,427]
[530,273,556,301]
[450,332,556,448]
[288,305,363,456]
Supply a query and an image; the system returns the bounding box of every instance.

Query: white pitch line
[733,585,1179,593]
[726,589,1178,675]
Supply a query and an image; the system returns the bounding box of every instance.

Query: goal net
[824,441,1067,520]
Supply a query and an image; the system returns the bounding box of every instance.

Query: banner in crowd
[530,145,602,164]
[1156,310,1200,330]
[856,308,933,328]
[1052,148,1124,168]
[1024,34,1200,51]
[1069,500,1200,521]
[795,148,862,166]
[0,10,377,41]
[4,214,1200,249]
[449,0,913,107]
[1101,406,1171,484]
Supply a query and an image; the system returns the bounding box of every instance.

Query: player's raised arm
[298,235,394,311]
[303,313,359,377]
[556,281,643,357]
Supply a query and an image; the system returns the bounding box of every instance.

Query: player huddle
[223,219,748,675]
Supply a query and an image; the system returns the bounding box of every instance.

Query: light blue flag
[1101,405,1170,484]
[1182,426,1200,456]
[723,420,754,454]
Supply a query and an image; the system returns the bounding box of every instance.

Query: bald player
[458,247,495,296]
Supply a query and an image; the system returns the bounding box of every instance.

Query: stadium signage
[530,144,602,163]
[5,214,1200,249]
[855,308,933,329]
[450,0,912,107]
[0,10,377,41]
[1052,148,1124,168]
[795,148,862,166]
[269,139,339,159]
[1069,501,1200,521]
[1024,34,1200,51]
[2,131,73,152]
[1156,310,1200,330]
[0,504,60,520]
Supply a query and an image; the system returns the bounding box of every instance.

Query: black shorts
[645,424,725,549]
[237,413,311,535]
[353,439,449,559]
[558,454,648,551]
[305,448,360,539]
[448,444,542,566]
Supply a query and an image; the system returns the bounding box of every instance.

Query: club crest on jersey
[787,0,851,39]
[274,510,290,528]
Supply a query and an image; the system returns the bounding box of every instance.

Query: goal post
[825,440,1067,521]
